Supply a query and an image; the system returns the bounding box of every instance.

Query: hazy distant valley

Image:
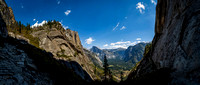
[90,43,148,80]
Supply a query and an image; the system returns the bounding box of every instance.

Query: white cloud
[63,26,69,29]
[125,17,128,19]
[120,26,126,30]
[33,19,36,21]
[103,40,148,49]
[103,44,108,47]
[110,41,131,46]
[64,10,71,16]
[112,45,127,49]
[59,21,69,29]
[113,22,120,31]
[151,0,156,5]
[85,37,95,44]
[136,2,145,14]
[31,20,47,28]
[57,1,60,4]
[136,38,142,41]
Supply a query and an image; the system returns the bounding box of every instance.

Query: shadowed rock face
[130,0,200,84]
[0,1,53,84]
[0,0,10,37]
[0,12,7,37]
[0,40,53,84]
[0,0,16,27]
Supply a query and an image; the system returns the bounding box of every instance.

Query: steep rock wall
[31,24,97,80]
[129,0,200,84]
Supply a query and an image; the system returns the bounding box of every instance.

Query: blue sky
[6,0,157,49]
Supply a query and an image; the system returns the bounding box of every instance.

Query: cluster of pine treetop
[103,55,124,82]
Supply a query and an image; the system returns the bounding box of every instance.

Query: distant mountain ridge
[90,46,126,60]
[90,42,148,64]
[123,43,147,64]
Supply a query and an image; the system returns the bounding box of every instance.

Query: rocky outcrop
[83,48,102,67]
[0,0,88,84]
[123,43,147,64]
[0,0,8,37]
[31,22,97,80]
[0,1,52,84]
[8,32,30,43]
[0,10,7,37]
[0,42,52,84]
[0,0,16,27]
[90,46,106,60]
[1,1,98,80]
[128,0,200,84]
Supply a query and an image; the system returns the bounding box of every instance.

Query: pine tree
[18,21,21,33]
[108,69,113,81]
[120,71,124,82]
[94,65,97,75]
[103,55,109,81]
[47,20,52,28]
[26,23,31,34]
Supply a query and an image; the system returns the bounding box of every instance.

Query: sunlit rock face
[123,43,147,64]
[130,0,200,84]
[0,0,98,82]
[31,22,101,80]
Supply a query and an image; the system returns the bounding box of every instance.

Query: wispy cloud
[120,26,126,30]
[136,38,141,41]
[136,2,145,14]
[20,3,24,8]
[64,10,71,16]
[113,22,120,31]
[31,20,47,28]
[125,17,128,19]
[33,19,36,21]
[103,44,108,47]
[57,1,61,4]
[85,37,95,44]
[110,41,131,46]
[21,5,24,8]
[151,0,157,5]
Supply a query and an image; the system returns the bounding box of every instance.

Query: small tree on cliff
[103,55,109,81]
[18,21,22,33]
[120,71,124,82]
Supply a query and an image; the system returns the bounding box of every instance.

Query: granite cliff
[0,0,102,84]
[0,0,89,84]
[123,43,147,64]
[127,0,200,84]
[30,21,100,80]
